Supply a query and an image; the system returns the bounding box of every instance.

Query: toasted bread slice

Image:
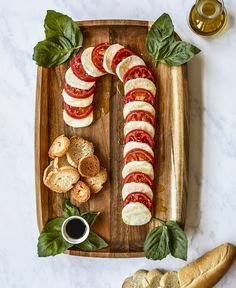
[159,271,180,288]
[54,155,71,169]
[142,269,163,288]
[44,166,79,193]
[83,166,107,193]
[48,135,70,159]
[122,270,148,288]
[43,160,55,184]
[78,155,100,177]
[66,136,94,168]
[70,181,91,205]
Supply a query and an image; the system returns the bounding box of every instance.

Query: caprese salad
[62,43,156,226]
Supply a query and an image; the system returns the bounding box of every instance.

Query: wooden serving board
[35,20,189,258]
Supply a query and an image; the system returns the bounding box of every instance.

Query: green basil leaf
[62,199,80,218]
[146,13,174,60]
[44,10,83,48]
[144,225,170,260]
[33,36,74,67]
[81,212,100,227]
[160,41,201,66]
[37,218,72,257]
[74,232,108,252]
[165,221,188,260]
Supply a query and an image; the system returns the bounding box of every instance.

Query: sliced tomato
[122,172,153,188]
[123,65,155,84]
[92,43,110,73]
[71,51,98,82]
[64,82,95,99]
[124,110,155,126]
[124,88,155,106]
[124,129,155,149]
[64,103,94,119]
[111,48,134,74]
[123,148,154,165]
[123,192,152,211]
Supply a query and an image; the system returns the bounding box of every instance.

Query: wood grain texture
[35,20,189,258]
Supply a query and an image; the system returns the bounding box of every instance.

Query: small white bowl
[61,216,90,244]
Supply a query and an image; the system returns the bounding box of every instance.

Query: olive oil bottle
[189,0,227,36]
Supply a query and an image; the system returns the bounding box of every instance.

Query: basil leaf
[160,41,201,66]
[165,221,188,260]
[74,232,108,252]
[81,212,100,227]
[144,225,170,260]
[146,13,174,60]
[33,36,74,67]
[37,218,72,257]
[62,199,80,218]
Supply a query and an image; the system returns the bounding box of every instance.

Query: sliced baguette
[44,166,79,193]
[122,270,148,288]
[159,271,180,288]
[66,136,94,168]
[78,155,100,177]
[48,135,70,158]
[83,166,107,193]
[178,243,236,288]
[70,181,91,205]
[43,160,55,184]
[53,155,71,169]
[142,269,163,288]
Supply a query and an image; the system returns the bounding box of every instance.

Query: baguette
[122,270,148,288]
[48,135,70,158]
[70,181,91,205]
[78,155,100,177]
[178,243,236,288]
[142,269,163,288]
[83,166,108,193]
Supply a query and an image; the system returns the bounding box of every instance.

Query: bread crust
[78,155,100,177]
[48,135,70,158]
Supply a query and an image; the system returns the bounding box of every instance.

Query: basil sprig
[33,10,83,67]
[37,200,108,257]
[144,219,188,261]
[147,13,201,66]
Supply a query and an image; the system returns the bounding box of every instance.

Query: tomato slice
[64,82,95,99]
[124,129,155,149]
[111,48,134,74]
[122,172,153,188]
[123,65,155,84]
[71,51,98,82]
[64,103,94,119]
[124,88,155,106]
[123,192,152,211]
[123,148,154,165]
[124,110,155,126]
[92,43,110,73]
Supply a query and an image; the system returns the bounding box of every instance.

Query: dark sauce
[65,218,86,239]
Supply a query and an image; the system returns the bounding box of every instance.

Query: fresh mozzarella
[122,182,153,200]
[122,202,152,225]
[63,110,93,128]
[62,90,93,107]
[123,141,154,157]
[124,78,156,96]
[81,47,106,77]
[122,161,154,180]
[65,68,95,90]
[124,121,155,139]
[123,101,155,119]
[116,55,145,82]
[103,44,124,74]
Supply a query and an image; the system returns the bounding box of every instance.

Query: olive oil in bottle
[189,0,227,36]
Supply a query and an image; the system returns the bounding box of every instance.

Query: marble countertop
[0,0,236,287]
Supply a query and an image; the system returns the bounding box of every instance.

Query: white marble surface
[0,0,236,287]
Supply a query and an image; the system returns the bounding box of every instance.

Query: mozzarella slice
[81,47,106,77]
[123,141,154,157]
[63,110,93,128]
[124,78,156,96]
[116,55,145,82]
[124,121,155,139]
[65,68,95,90]
[103,44,124,74]
[123,101,155,119]
[122,202,152,225]
[122,182,153,200]
[122,161,154,180]
[62,90,93,107]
